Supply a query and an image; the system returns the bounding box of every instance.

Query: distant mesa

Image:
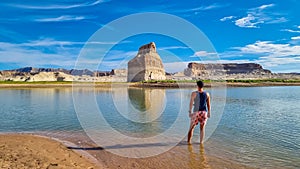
[13,67,95,76]
[127,42,166,82]
[184,62,271,77]
[0,67,121,82]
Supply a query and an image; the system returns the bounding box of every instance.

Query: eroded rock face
[184,62,271,77]
[110,69,127,77]
[127,42,166,82]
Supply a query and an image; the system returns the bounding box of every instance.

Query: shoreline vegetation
[0,79,300,88]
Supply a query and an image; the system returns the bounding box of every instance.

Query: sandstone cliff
[13,67,96,76]
[184,62,271,79]
[127,42,166,82]
[0,67,126,82]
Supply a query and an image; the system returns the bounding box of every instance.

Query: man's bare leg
[200,123,206,144]
[187,124,196,144]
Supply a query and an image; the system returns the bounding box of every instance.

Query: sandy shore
[0,134,100,169]
[0,132,257,169]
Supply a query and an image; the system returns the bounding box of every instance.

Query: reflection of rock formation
[111,87,166,123]
[111,87,166,137]
[128,88,149,111]
[127,42,166,82]
[128,88,165,122]
[128,88,165,114]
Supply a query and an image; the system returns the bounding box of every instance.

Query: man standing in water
[188,80,211,144]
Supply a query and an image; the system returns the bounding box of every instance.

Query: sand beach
[0,134,100,169]
[0,133,256,169]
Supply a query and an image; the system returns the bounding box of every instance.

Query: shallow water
[211,86,300,168]
[0,86,299,168]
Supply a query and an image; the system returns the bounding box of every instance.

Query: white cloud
[18,38,125,47]
[235,41,300,56]
[103,50,137,62]
[191,3,224,11]
[281,29,300,33]
[220,16,235,22]
[192,51,218,57]
[231,41,300,70]
[35,15,87,22]
[174,3,228,13]
[0,38,129,70]
[267,17,288,24]
[258,57,300,68]
[258,4,274,10]
[10,0,109,10]
[0,42,77,68]
[157,46,190,50]
[21,38,80,47]
[291,36,300,40]
[281,26,300,33]
[164,62,189,73]
[235,14,262,28]
[234,4,287,28]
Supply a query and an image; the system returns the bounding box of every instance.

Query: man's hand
[207,112,211,118]
[188,110,192,118]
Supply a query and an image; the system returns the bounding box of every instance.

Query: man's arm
[189,92,196,116]
[206,92,211,118]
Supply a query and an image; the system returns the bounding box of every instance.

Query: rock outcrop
[184,62,271,77]
[12,67,97,76]
[110,69,127,77]
[127,42,166,82]
[0,67,126,82]
[14,67,70,74]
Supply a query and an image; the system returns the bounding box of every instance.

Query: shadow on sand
[67,146,104,151]
[67,142,172,151]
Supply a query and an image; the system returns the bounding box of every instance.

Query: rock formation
[184,62,271,77]
[110,69,127,77]
[127,42,166,82]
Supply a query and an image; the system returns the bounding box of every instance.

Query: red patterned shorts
[190,111,207,126]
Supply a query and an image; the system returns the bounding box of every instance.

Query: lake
[0,86,299,168]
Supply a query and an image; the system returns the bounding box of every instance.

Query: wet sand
[33,131,256,169]
[0,132,256,169]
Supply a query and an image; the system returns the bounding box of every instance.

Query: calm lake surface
[0,86,299,168]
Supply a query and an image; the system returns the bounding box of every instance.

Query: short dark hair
[197,80,204,88]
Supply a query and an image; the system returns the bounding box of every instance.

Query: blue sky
[0,0,300,73]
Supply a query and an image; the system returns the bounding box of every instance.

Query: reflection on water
[107,87,168,137]
[0,87,299,168]
[83,87,190,158]
[188,144,210,169]
[128,88,148,111]
[128,88,166,122]
[0,88,82,132]
[211,86,300,169]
